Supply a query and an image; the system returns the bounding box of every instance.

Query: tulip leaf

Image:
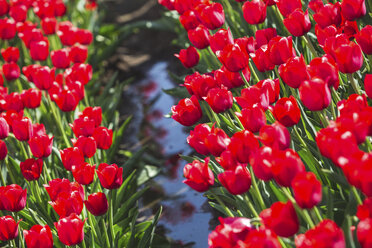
[138,206,162,248]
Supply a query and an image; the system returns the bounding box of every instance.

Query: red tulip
[2,62,20,81]
[295,220,345,247]
[209,28,233,53]
[6,92,24,112]
[171,95,202,126]
[292,172,322,209]
[33,66,55,90]
[73,136,97,158]
[44,178,84,202]
[28,134,53,158]
[72,162,95,185]
[50,191,84,218]
[79,106,102,127]
[242,0,267,25]
[41,17,57,35]
[283,9,311,37]
[365,74,372,99]
[175,46,199,68]
[183,158,214,192]
[250,45,275,72]
[84,192,108,216]
[1,47,19,62]
[272,148,305,187]
[216,43,248,72]
[218,165,251,195]
[255,28,277,49]
[256,78,280,104]
[0,216,20,241]
[187,25,210,49]
[228,130,260,163]
[93,127,113,150]
[51,48,70,69]
[30,40,49,61]
[76,29,93,45]
[315,24,338,47]
[268,36,296,66]
[356,25,372,55]
[308,55,339,89]
[249,146,274,181]
[0,0,8,16]
[183,71,217,99]
[242,227,281,248]
[278,55,309,89]
[54,89,80,112]
[259,122,291,150]
[273,96,301,127]
[341,0,366,21]
[60,147,85,171]
[275,0,302,18]
[195,2,225,30]
[21,88,42,109]
[97,163,123,189]
[24,225,53,248]
[299,78,331,111]
[55,213,85,246]
[179,10,199,31]
[65,63,92,85]
[187,123,211,155]
[0,184,27,212]
[260,201,299,237]
[204,124,230,157]
[235,86,269,110]
[12,117,33,141]
[214,66,249,89]
[69,45,88,63]
[0,140,6,160]
[313,2,341,29]
[235,36,256,55]
[216,150,242,171]
[205,87,233,113]
[236,106,266,133]
[357,218,372,248]
[0,18,16,40]
[20,158,43,181]
[0,117,9,139]
[70,117,95,137]
[9,5,27,22]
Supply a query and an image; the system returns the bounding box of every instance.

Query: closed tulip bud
[273,96,301,127]
[218,165,251,195]
[69,45,88,63]
[72,163,95,185]
[1,47,19,62]
[187,123,211,155]
[255,28,277,49]
[356,25,372,55]
[92,127,113,150]
[308,55,339,89]
[283,9,311,37]
[74,136,97,158]
[33,66,55,90]
[272,148,305,187]
[28,134,53,158]
[228,130,260,163]
[278,55,309,88]
[209,28,233,53]
[70,117,95,137]
[0,117,9,139]
[268,36,296,66]
[30,40,49,61]
[249,146,274,181]
[183,71,218,99]
[333,41,363,74]
[313,2,342,29]
[179,10,199,31]
[0,0,8,16]
[292,172,322,209]
[260,201,299,237]
[6,92,24,112]
[44,178,84,202]
[341,0,366,21]
[13,117,33,141]
[205,124,230,156]
[195,3,225,30]
[65,63,92,85]
[250,45,275,72]
[183,157,214,192]
[9,5,27,22]
[0,216,20,241]
[21,88,42,109]
[259,122,290,150]
[216,150,241,171]
[236,86,270,111]
[175,46,199,68]
[24,225,53,248]
[357,218,372,248]
[171,95,202,126]
[296,220,345,247]
[84,192,108,216]
[187,25,210,49]
[60,147,85,171]
[76,29,93,45]
[0,18,16,40]
[97,163,123,189]
[214,66,250,89]
[0,140,6,160]
[365,74,372,99]
[79,106,102,127]
[299,78,331,111]
[235,36,256,55]
[315,24,338,47]
[55,213,85,246]
[20,158,43,181]
[205,87,233,113]
[256,78,280,104]
[55,89,80,112]
[242,0,267,25]
[41,17,57,35]
[275,0,302,18]
[51,49,70,69]
[216,43,248,72]
[50,191,83,218]
[1,184,27,212]
[2,62,20,81]
[237,106,266,133]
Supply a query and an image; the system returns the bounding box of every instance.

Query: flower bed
[159,0,372,246]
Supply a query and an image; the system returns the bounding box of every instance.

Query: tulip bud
[183,158,214,192]
[28,134,53,158]
[273,96,301,127]
[249,146,274,181]
[187,123,211,155]
[13,117,33,141]
[278,55,310,89]
[41,17,57,35]
[308,55,339,89]
[74,136,97,158]
[365,74,372,99]
[259,122,291,150]
[268,36,296,66]
[283,9,311,37]
[1,184,27,212]
[299,78,331,111]
[218,165,251,195]
[33,66,55,90]
[228,130,260,163]
[1,47,19,62]
[55,214,85,246]
[93,127,113,150]
[216,43,248,72]
[24,225,53,248]
[0,216,20,241]
[97,163,123,189]
[356,25,372,55]
[256,78,280,104]
[260,201,299,237]
[237,106,266,133]
[21,88,42,109]
[187,25,210,49]
[51,48,70,69]
[175,46,199,68]
[30,40,49,61]
[204,124,230,157]
[242,0,267,25]
[0,117,9,139]
[275,0,302,18]
[292,172,322,209]
[84,192,108,216]
[341,0,366,21]
[171,95,202,126]
[179,10,199,31]
[333,41,363,74]
[209,28,234,53]
[54,89,80,112]
[205,87,233,113]
[20,158,43,181]
[60,147,85,171]
[2,62,20,81]
[0,140,7,160]
[72,163,95,185]
[195,3,225,30]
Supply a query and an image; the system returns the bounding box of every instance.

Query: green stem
[239,70,250,88]
[229,109,244,130]
[213,193,234,217]
[243,194,259,217]
[313,207,323,223]
[0,167,5,186]
[348,73,360,94]
[248,167,266,211]
[303,34,319,58]
[109,190,115,247]
[248,61,260,83]
[351,187,363,205]
[5,158,17,184]
[101,219,111,248]
[47,94,71,147]
[87,212,98,247]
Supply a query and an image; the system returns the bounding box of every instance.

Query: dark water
[137,62,213,247]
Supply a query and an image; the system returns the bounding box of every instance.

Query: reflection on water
[137,62,214,247]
